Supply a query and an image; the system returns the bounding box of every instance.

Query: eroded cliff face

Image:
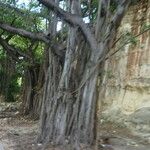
[98,0,150,134]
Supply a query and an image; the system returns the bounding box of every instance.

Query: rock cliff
[98,0,150,138]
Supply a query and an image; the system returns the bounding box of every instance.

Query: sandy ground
[0,106,150,150]
[0,111,40,150]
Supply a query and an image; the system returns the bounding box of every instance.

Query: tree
[2,0,146,148]
[36,0,131,146]
[0,1,46,117]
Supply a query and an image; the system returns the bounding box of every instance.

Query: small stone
[127,143,130,146]
[50,141,54,145]
[130,141,136,145]
[37,143,42,146]
[100,119,104,123]
[147,137,150,144]
[0,143,4,150]
[15,111,19,115]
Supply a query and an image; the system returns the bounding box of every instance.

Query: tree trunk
[21,63,44,119]
[37,0,130,147]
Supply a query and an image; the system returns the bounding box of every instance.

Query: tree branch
[0,36,30,60]
[71,0,131,94]
[97,0,131,57]
[0,22,66,59]
[0,22,50,43]
[37,0,98,52]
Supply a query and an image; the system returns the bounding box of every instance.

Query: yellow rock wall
[99,0,150,115]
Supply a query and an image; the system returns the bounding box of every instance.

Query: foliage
[0,48,6,60]
[5,73,21,102]
[0,0,46,32]
[0,0,45,102]
[142,22,150,31]
[0,49,21,102]
[126,32,138,45]
[81,0,98,22]
[110,0,118,12]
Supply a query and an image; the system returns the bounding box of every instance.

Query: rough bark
[37,0,131,147]
[22,65,37,115]
[39,0,82,144]
[38,48,63,142]
[0,22,50,43]
[21,63,44,118]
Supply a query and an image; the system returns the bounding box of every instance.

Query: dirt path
[0,112,39,150]
[0,105,150,150]
[97,121,150,150]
